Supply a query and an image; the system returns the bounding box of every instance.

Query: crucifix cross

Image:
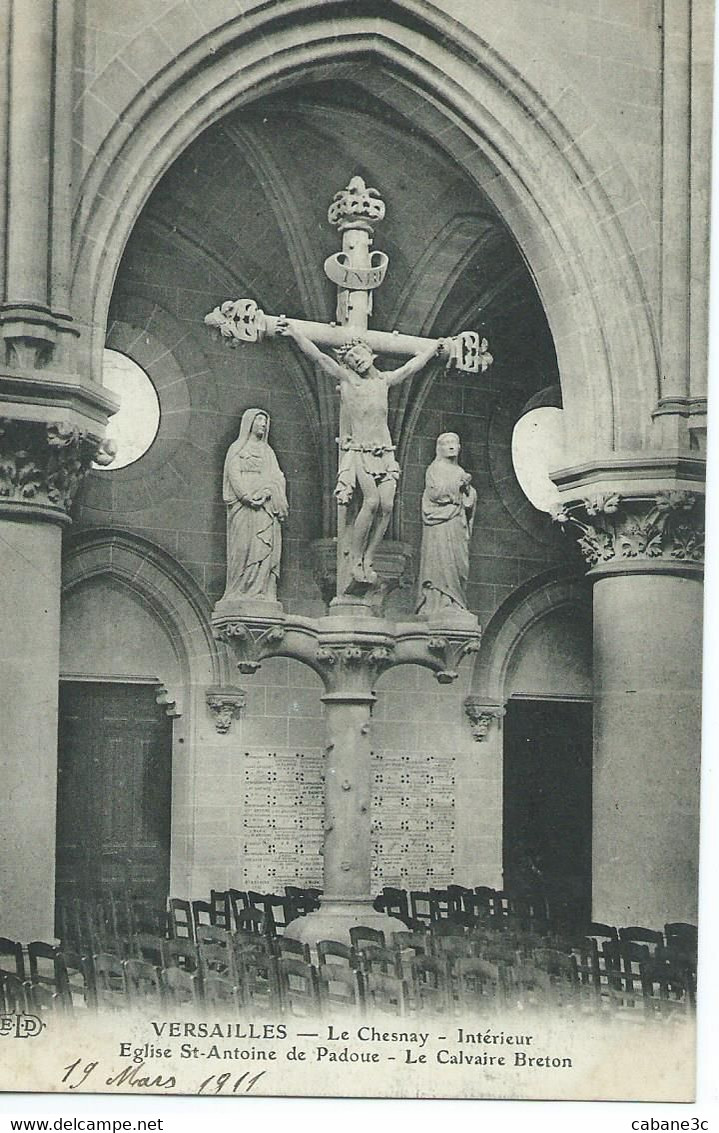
[205,175,493,605]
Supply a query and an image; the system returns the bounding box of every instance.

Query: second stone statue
[416,431,477,624]
[218,408,288,610]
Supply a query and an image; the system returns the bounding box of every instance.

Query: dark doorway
[56,680,172,926]
[503,698,592,929]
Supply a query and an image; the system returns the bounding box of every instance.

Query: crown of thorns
[333,338,375,361]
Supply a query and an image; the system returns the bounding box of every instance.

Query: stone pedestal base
[283,897,406,951]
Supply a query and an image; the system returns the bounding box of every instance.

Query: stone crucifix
[206,175,492,608]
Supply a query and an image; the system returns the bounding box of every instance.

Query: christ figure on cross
[277,316,448,586]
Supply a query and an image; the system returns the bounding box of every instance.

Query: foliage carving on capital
[551,491,705,569]
[0,418,106,515]
[213,620,286,675]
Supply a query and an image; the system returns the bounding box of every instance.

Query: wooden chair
[374,887,410,922]
[168,898,195,942]
[284,887,321,919]
[0,937,26,980]
[640,957,693,1019]
[197,932,237,982]
[131,933,165,969]
[531,948,580,1007]
[228,889,250,929]
[603,941,651,1016]
[238,953,281,1011]
[429,888,463,922]
[317,963,364,1014]
[409,955,449,1013]
[89,953,127,1010]
[664,922,698,962]
[0,972,28,1013]
[349,926,385,951]
[449,957,504,1014]
[362,971,409,1016]
[201,973,242,1009]
[162,937,199,973]
[56,951,92,1011]
[161,966,199,1007]
[392,931,427,962]
[236,907,268,938]
[277,957,320,1016]
[124,959,163,1005]
[431,934,474,963]
[504,961,553,1011]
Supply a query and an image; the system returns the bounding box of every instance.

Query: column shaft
[592,572,702,927]
[322,695,374,898]
[0,519,62,941]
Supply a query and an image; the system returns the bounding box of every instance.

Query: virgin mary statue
[416,432,477,620]
[220,409,288,603]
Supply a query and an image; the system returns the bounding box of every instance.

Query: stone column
[553,469,704,928]
[0,420,106,940]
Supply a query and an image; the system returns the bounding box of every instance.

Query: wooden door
[503,698,592,928]
[56,681,172,923]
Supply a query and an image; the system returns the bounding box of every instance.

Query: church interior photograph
[0,0,707,1025]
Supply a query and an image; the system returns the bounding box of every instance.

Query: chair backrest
[376,887,410,921]
[201,972,241,1008]
[640,957,693,1015]
[124,959,162,1003]
[161,966,198,1006]
[410,955,449,1011]
[90,952,127,1009]
[429,888,463,921]
[618,926,664,953]
[316,939,356,967]
[168,898,195,942]
[356,944,400,977]
[392,931,427,959]
[362,971,408,1016]
[273,937,311,963]
[0,972,28,1013]
[228,889,250,929]
[196,924,232,947]
[162,937,199,972]
[236,907,268,937]
[452,957,504,1010]
[198,937,236,981]
[27,941,57,987]
[317,963,364,1012]
[409,891,433,925]
[238,953,281,1010]
[664,922,698,952]
[349,926,385,951]
[277,957,320,1016]
[0,937,26,980]
[210,890,233,931]
[55,951,91,1011]
[132,933,165,968]
[191,899,213,932]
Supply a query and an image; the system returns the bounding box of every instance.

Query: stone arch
[61,527,232,700]
[468,567,593,704]
[69,0,659,467]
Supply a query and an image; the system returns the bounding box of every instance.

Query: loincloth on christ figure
[335,436,401,505]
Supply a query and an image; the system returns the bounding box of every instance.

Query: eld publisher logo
[0,1013,45,1038]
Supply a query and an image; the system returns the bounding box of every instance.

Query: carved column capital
[551,490,705,577]
[463,698,506,742]
[205,686,246,734]
[0,417,108,523]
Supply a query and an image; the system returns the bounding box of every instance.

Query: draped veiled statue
[416,432,477,620]
[220,408,288,604]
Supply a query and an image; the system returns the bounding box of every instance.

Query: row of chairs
[1,913,696,1020]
